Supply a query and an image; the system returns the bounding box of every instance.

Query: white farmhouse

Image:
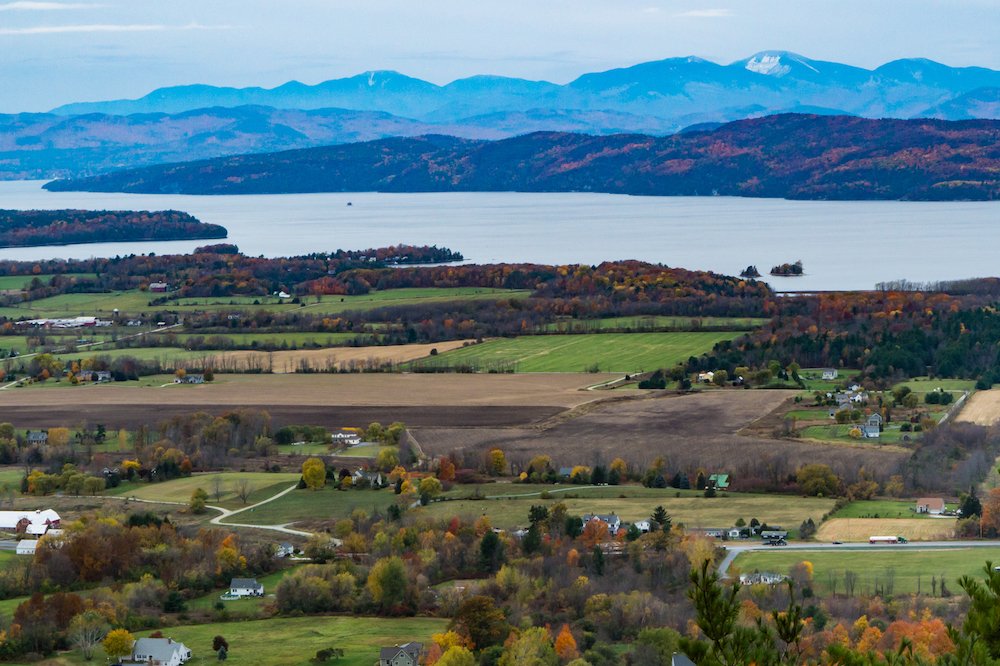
[130,637,192,666]
[230,577,264,597]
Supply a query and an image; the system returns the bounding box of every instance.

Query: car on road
[832,541,843,545]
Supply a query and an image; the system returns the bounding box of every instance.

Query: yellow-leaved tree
[301,457,326,490]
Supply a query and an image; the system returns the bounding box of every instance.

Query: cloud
[0,22,231,34]
[674,8,733,18]
[0,2,103,10]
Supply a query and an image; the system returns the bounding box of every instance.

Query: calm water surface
[0,180,997,291]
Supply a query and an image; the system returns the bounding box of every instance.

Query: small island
[0,209,227,248]
[769,260,804,277]
[740,265,761,278]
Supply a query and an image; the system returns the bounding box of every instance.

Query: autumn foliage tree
[554,624,579,662]
[302,457,326,490]
[102,629,135,662]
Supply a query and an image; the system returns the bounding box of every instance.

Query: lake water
[0,180,997,291]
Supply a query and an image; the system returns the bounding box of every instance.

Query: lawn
[734,548,1000,596]
[799,423,920,445]
[121,473,300,508]
[337,444,392,458]
[186,568,295,615]
[47,615,448,665]
[416,332,745,373]
[543,316,767,333]
[230,486,399,526]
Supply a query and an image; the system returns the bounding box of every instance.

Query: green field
[734,548,1000,596]
[417,487,834,531]
[120,473,300,509]
[0,273,98,291]
[0,287,529,320]
[892,377,976,394]
[416,332,745,373]
[46,615,447,665]
[830,499,952,520]
[228,486,399,526]
[159,332,374,349]
[543,316,767,333]
[186,568,294,615]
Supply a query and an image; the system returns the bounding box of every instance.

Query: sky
[1,0,998,113]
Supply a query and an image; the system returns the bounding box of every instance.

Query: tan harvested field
[0,373,616,429]
[203,340,469,373]
[413,389,912,471]
[956,389,1000,425]
[817,518,955,542]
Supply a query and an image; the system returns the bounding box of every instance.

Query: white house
[821,368,839,380]
[633,520,652,533]
[276,542,295,558]
[130,637,192,666]
[230,577,264,597]
[15,540,37,556]
[0,509,60,535]
[860,412,883,438]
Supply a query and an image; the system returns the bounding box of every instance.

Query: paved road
[719,540,1000,578]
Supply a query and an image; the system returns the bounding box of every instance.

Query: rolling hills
[44,115,1000,201]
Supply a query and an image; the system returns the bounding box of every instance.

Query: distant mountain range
[45,115,1000,201]
[51,52,1000,124]
[6,51,1000,180]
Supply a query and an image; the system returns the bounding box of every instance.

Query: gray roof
[672,654,698,666]
[231,577,262,588]
[133,638,187,662]
[380,642,422,661]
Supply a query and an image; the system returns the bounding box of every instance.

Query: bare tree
[235,479,253,505]
[212,475,224,503]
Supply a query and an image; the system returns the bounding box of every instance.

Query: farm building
[916,498,946,515]
[128,637,191,666]
[148,282,169,293]
[379,642,423,666]
[15,540,37,556]
[582,513,621,533]
[0,509,60,535]
[230,577,264,597]
[175,374,205,384]
[633,520,652,533]
[821,368,839,380]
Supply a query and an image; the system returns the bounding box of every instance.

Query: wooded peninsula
[0,209,227,248]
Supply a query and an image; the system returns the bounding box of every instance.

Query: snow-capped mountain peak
[744,51,820,78]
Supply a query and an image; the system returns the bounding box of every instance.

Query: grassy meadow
[734,548,1000,596]
[416,331,745,373]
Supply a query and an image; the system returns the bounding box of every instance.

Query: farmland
[414,389,910,473]
[417,332,746,373]
[816,518,956,542]
[202,340,469,373]
[829,499,951,520]
[734,547,1000,596]
[0,286,529,319]
[543,315,768,332]
[956,389,1000,425]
